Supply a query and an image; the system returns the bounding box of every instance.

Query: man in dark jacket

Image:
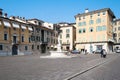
[100,49,103,58]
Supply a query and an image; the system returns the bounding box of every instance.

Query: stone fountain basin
[40,51,73,58]
[49,51,68,57]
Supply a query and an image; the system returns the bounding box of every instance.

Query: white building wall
[43,22,53,29]
[83,43,108,54]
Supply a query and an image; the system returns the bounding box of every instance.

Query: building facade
[28,19,59,54]
[113,19,120,51]
[58,22,76,51]
[0,9,59,56]
[0,10,33,56]
[75,8,115,53]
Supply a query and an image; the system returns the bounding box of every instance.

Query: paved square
[0,54,117,80]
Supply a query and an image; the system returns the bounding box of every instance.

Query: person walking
[103,49,107,58]
[100,49,103,58]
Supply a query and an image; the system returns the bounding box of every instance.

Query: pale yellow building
[113,19,120,51]
[75,8,115,53]
[58,23,76,51]
[0,10,33,56]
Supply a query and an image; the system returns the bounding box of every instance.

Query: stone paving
[0,53,118,80]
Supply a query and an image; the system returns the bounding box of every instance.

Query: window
[37,45,39,50]
[29,37,31,43]
[79,29,82,33]
[78,22,86,26]
[96,26,102,31]
[89,27,94,32]
[4,33,8,40]
[118,27,120,31]
[0,45,3,50]
[25,46,28,50]
[102,26,107,31]
[113,33,117,37]
[103,12,106,15]
[34,21,37,23]
[96,26,106,31]
[66,29,70,33]
[83,22,86,26]
[78,22,82,26]
[31,36,35,41]
[4,26,8,29]
[83,28,86,33]
[98,12,100,16]
[89,20,94,25]
[22,35,24,42]
[66,34,70,38]
[114,28,116,31]
[13,28,16,31]
[60,34,62,39]
[22,29,24,32]
[96,18,101,24]
[90,14,93,19]
[32,45,34,50]
[60,40,62,44]
[67,40,69,44]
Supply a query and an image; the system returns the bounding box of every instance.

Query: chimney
[22,17,25,20]
[0,8,3,16]
[85,8,89,13]
[4,13,7,18]
[17,16,19,19]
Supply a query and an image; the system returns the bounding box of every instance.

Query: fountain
[40,32,72,58]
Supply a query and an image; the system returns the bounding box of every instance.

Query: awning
[28,27,33,31]
[3,21,11,27]
[12,23,20,28]
[21,25,26,29]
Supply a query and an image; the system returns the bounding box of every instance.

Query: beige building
[0,9,33,56]
[28,19,59,54]
[113,19,120,51]
[75,8,115,53]
[58,22,76,51]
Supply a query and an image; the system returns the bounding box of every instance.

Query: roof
[28,18,44,23]
[114,18,120,22]
[75,8,115,18]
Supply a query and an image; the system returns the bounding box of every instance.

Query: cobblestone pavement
[0,53,118,80]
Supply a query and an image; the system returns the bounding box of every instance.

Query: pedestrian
[100,49,103,58]
[103,49,107,58]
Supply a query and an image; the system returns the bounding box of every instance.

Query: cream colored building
[0,9,33,56]
[113,19,120,51]
[75,8,115,53]
[58,23,76,51]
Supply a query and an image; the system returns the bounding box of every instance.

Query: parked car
[116,49,120,53]
[71,50,80,54]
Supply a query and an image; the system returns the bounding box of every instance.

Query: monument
[40,29,72,58]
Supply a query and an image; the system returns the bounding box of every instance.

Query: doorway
[12,44,18,55]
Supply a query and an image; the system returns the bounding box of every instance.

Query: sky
[0,0,120,23]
